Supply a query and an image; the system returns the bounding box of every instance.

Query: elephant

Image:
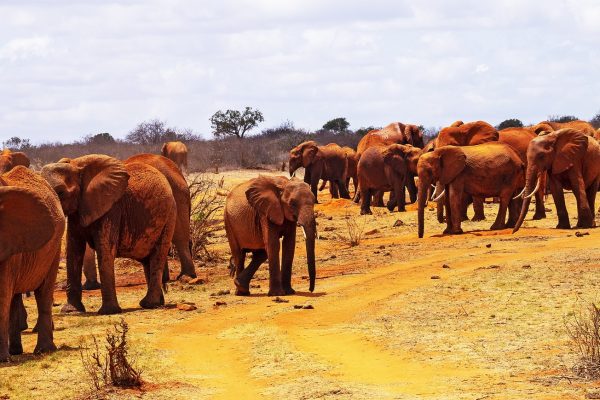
[498,127,547,220]
[432,120,499,223]
[162,141,188,173]
[357,144,422,214]
[224,175,316,296]
[513,128,600,232]
[0,149,30,173]
[318,146,358,196]
[417,143,524,237]
[41,154,177,315]
[81,154,197,289]
[532,120,597,137]
[288,141,350,202]
[0,166,65,361]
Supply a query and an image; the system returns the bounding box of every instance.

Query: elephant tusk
[432,189,445,202]
[430,185,438,200]
[524,178,540,199]
[301,226,307,239]
[512,187,525,200]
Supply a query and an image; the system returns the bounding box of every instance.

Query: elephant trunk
[513,166,540,233]
[298,210,316,292]
[417,177,431,238]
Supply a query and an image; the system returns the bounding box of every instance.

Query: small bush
[335,213,366,247]
[189,174,224,261]
[79,319,142,392]
[496,118,524,130]
[565,302,600,379]
[548,115,579,123]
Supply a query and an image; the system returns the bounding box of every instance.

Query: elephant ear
[552,129,589,174]
[302,144,318,168]
[245,175,286,225]
[161,143,168,156]
[77,155,130,227]
[0,186,55,261]
[438,146,467,185]
[467,121,499,145]
[383,145,407,174]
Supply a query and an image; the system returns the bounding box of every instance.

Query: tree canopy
[496,119,524,130]
[322,117,350,133]
[210,107,264,139]
[548,115,579,123]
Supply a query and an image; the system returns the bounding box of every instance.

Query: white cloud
[0,0,599,142]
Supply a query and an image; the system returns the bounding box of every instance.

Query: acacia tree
[322,117,350,133]
[210,107,264,139]
[496,118,523,130]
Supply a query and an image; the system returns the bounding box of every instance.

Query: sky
[1,1,600,143]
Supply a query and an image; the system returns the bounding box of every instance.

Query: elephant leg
[310,176,320,204]
[549,178,570,229]
[319,180,327,192]
[353,186,361,204]
[95,237,122,315]
[281,230,297,295]
[173,223,196,280]
[436,195,445,223]
[33,250,59,354]
[391,177,406,212]
[82,245,101,290]
[337,179,351,199]
[234,250,267,296]
[507,196,521,228]
[472,197,486,221]
[140,224,173,310]
[405,175,417,204]
[0,286,10,362]
[372,191,384,207]
[571,172,594,228]
[386,190,397,212]
[265,228,284,297]
[15,294,27,331]
[445,183,464,235]
[532,175,547,220]
[490,195,509,230]
[360,187,373,215]
[8,295,23,356]
[586,180,599,219]
[330,180,340,198]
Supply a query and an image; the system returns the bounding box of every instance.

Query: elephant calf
[224,175,316,296]
[0,167,65,361]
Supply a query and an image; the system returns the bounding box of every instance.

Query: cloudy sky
[1,1,600,143]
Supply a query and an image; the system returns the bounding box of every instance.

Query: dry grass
[188,174,225,262]
[334,212,366,247]
[565,302,600,379]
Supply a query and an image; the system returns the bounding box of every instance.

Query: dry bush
[565,302,600,379]
[79,319,142,392]
[335,213,366,247]
[189,174,224,261]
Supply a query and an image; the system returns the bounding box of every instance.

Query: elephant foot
[490,223,506,230]
[360,209,372,215]
[9,342,23,356]
[177,271,197,281]
[556,222,571,229]
[34,341,57,355]
[97,303,122,315]
[61,301,86,314]
[472,215,486,222]
[234,278,250,296]
[82,280,101,291]
[18,315,28,332]
[575,220,595,229]
[443,227,463,235]
[0,353,9,362]
[268,287,286,297]
[139,296,161,310]
[532,211,546,220]
[283,287,296,295]
[437,217,446,223]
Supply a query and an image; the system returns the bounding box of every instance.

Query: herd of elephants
[1,118,600,362]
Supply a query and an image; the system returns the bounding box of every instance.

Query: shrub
[335,213,366,247]
[590,112,600,129]
[565,302,600,379]
[322,117,350,133]
[79,319,142,391]
[189,174,224,262]
[548,115,579,123]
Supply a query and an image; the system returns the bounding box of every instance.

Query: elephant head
[513,128,588,232]
[436,121,498,147]
[0,186,55,261]
[450,120,464,127]
[417,146,466,238]
[382,144,422,175]
[245,175,317,292]
[288,141,319,176]
[41,155,130,227]
[0,150,30,173]
[403,125,425,149]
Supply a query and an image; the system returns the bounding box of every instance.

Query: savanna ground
[2,169,600,400]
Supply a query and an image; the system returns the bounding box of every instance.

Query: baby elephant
[224,175,316,296]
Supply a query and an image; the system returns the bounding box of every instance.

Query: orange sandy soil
[2,169,600,399]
